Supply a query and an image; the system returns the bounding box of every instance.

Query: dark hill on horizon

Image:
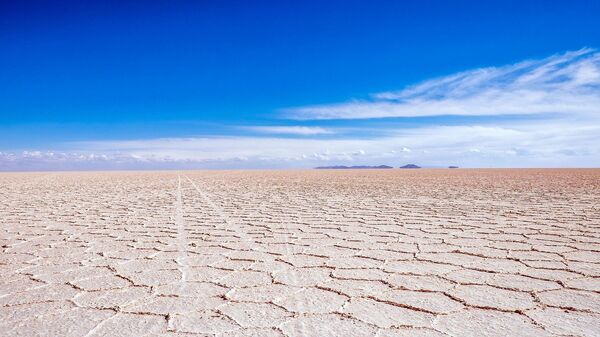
[399,164,421,169]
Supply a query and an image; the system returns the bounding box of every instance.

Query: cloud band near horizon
[2,49,600,170]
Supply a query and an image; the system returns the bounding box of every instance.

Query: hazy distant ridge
[314,165,393,169]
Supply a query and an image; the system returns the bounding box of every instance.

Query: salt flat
[1,169,599,337]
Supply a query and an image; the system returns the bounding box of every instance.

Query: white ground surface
[1,170,599,336]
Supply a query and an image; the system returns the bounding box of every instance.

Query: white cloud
[285,49,600,119]
[243,125,334,135]
[3,49,600,170]
[3,117,600,170]
[54,120,600,168]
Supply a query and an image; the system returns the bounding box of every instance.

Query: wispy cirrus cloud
[285,48,600,119]
[3,49,600,170]
[242,125,334,135]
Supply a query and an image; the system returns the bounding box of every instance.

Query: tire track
[183,175,253,243]
[164,174,191,331]
[175,175,190,285]
[183,173,307,334]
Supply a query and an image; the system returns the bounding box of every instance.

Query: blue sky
[1,1,600,170]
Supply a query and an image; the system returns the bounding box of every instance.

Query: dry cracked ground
[1,169,600,337]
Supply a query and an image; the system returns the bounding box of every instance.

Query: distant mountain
[315,165,393,169]
[399,164,421,169]
[448,166,459,169]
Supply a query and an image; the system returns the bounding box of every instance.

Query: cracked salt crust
[1,169,600,336]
